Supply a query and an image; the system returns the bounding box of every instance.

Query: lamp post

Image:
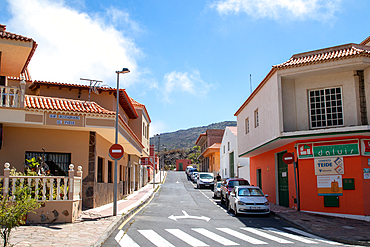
[113,68,130,216]
[156,134,161,183]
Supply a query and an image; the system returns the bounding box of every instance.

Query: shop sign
[46,114,83,127]
[315,157,344,175]
[361,139,370,156]
[317,175,343,196]
[297,140,359,159]
[364,168,370,180]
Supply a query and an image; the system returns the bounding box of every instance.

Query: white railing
[0,86,20,108]
[1,163,83,201]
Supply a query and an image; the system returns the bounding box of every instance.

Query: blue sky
[1,0,369,136]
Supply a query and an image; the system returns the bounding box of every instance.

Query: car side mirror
[265,194,269,197]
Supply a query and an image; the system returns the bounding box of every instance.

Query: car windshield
[200,174,213,179]
[216,182,221,188]
[228,180,250,187]
[238,188,264,197]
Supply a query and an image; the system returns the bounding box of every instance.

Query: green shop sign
[297,140,359,159]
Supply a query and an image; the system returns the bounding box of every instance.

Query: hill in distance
[150,121,237,151]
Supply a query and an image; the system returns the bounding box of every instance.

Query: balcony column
[19,77,26,108]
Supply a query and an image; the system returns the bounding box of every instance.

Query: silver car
[213,181,222,198]
[228,186,270,216]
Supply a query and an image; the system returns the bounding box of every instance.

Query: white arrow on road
[168,210,210,222]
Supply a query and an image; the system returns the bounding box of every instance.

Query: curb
[271,210,370,246]
[93,185,160,247]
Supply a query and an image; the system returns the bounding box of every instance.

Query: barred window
[309,87,343,128]
[254,109,259,128]
[25,151,70,176]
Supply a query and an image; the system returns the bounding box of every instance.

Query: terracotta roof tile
[0,28,34,42]
[228,126,237,136]
[29,81,138,119]
[360,36,370,46]
[274,44,370,69]
[25,95,115,115]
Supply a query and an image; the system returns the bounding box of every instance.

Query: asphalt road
[103,171,345,247]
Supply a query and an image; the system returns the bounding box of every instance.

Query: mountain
[150,121,237,151]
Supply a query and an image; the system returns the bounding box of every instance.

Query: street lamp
[156,134,161,183]
[113,68,130,216]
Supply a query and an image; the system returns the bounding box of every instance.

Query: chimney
[0,24,6,32]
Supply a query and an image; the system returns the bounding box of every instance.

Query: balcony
[0,85,21,108]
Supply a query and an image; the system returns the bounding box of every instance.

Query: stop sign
[109,144,124,160]
[282,152,294,164]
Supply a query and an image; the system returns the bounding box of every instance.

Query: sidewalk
[270,203,370,246]
[6,171,166,247]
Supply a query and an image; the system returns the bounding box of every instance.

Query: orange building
[0,24,151,209]
[235,36,370,217]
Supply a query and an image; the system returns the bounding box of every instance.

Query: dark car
[220,178,250,206]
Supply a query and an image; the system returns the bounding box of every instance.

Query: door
[179,162,183,171]
[229,152,234,178]
[257,169,262,189]
[277,152,289,207]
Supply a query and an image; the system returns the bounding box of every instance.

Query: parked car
[187,168,197,180]
[213,181,222,198]
[220,178,250,205]
[228,186,270,216]
[191,172,199,182]
[197,172,214,189]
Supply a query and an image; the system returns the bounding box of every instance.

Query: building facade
[235,36,370,216]
[195,129,224,173]
[220,127,250,181]
[0,24,151,209]
[176,159,191,171]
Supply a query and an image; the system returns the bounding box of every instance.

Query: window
[25,151,70,176]
[223,145,225,154]
[108,160,113,183]
[97,157,103,183]
[228,142,230,151]
[309,87,343,128]
[245,118,249,134]
[254,109,259,128]
[120,165,123,181]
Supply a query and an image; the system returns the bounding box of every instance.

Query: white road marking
[192,228,239,246]
[241,227,293,244]
[166,229,209,247]
[263,227,318,244]
[138,230,175,247]
[217,228,268,245]
[284,227,342,245]
[117,232,140,247]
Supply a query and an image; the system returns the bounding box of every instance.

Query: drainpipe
[294,143,300,211]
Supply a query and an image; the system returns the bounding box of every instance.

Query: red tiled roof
[195,133,206,145]
[7,68,33,82]
[360,36,370,46]
[129,97,151,123]
[274,44,370,69]
[228,126,237,136]
[0,25,38,74]
[0,26,34,42]
[29,81,138,119]
[25,95,115,115]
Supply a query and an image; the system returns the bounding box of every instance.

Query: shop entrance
[256,169,262,189]
[277,151,289,207]
[229,152,234,178]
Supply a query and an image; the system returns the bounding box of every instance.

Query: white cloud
[6,0,143,88]
[150,120,168,137]
[162,69,211,103]
[210,0,341,21]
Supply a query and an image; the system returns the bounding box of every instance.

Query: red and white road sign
[109,144,124,160]
[282,152,294,164]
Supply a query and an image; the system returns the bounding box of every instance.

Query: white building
[220,127,250,181]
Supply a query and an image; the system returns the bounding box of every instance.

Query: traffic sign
[109,144,124,160]
[282,152,294,164]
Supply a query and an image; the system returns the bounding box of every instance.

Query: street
[103,171,343,247]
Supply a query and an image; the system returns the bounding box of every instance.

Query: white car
[197,172,214,189]
[191,172,199,182]
[228,186,270,215]
[213,181,222,198]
